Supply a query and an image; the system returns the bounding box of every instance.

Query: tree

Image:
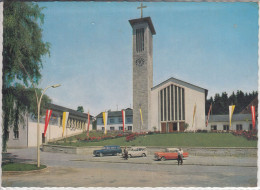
[206,90,258,115]
[77,106,84,113]
[2,1,50,151]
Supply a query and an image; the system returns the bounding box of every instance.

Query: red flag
[206,103,212,127]
[87,111,90,137]
[44,109,52,137]
[122,110,125,132]
[251,106,256,129]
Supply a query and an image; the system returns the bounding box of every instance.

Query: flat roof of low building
[96,108,133,118]
[46,103,93,120]
[207,114,253,122]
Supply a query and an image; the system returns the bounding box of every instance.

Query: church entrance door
[161,123,166,133]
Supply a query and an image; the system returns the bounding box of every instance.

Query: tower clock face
[135,58,145,67]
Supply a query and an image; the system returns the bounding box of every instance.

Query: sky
[37,2,258,116]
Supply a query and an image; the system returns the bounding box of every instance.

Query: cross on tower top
[137,3,147,18]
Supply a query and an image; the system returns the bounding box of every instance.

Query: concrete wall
[7,118,91,148]
[7,120,28,148]
[151,79,206,131]
[27,121,90,147]
[42,145,257,157]
[132,21,153,132]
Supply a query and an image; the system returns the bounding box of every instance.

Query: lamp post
[19,62,61,167]
[37,84,61,167]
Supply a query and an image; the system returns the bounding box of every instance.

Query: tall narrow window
[164,88,166,121]
[160,90,163,121]
[182,88,185,120]
[178,87,181,120]
[171,85,174,121]
[175,86,177,120]
[167,86,170,121]
[136,28,144,52]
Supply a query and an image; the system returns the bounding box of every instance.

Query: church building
[129,5,208,132]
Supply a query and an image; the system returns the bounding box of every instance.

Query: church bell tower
[129,5,156,132]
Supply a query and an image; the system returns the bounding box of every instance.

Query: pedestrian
[124,146,128,160]
[177,148,183,165]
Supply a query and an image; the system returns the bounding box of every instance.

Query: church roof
[207,114,253,122]
[152,77,208,93]
[129,17,156,35]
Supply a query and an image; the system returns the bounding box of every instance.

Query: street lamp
[19,62,61,167]
[37,84,61,167]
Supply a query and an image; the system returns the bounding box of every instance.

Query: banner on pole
[192,103,196,128]
[62,112,69,137]
[140,108,143,126]
[122,110,125,132]
[206,103,212,127]
[251,106,256,129]
[229,105,235,127]
[103,112,108,134]
[87,110,90,137]
[44,109,52,137]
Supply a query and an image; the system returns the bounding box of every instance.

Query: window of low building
[127,117,132,123]
[119,118,123,122]
[14,130,19,139]
[110,118,114,124]
[110,127,115,131]
[236,124,243,130]
[102,127,104,131]
[119,126,123,130]
[223,125,229,131]
[128,126,132,131]
[249,124,253,130]
[211,125,217,131]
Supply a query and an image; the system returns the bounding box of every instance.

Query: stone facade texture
[131,20,154,132]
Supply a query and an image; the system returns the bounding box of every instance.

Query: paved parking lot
[2,148,257,187]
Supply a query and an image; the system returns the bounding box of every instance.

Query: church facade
[129,15,207,132]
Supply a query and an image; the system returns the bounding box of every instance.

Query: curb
[73,159,257,167]
[2,166,48,176]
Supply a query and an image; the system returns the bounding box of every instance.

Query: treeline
[206,90,258,115]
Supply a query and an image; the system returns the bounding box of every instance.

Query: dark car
[93,145,122,157]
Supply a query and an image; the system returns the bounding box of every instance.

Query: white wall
[151,79,206,131]
[7,123,28,148]
[27,121,90,147]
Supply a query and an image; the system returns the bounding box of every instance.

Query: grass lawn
[51,132,257,147]
[2,163,46,171]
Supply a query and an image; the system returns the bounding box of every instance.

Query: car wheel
[142,153,146,157]
[129,154,132,158]
[99,153,103,157]
[161,156,166,161]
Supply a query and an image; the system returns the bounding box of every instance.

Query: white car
[128,147,148,157]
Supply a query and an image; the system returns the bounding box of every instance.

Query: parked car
[154,148,188,161]
[93,145,122,157]
[128,147,148,157]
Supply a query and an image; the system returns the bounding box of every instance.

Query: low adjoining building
[96,108,133,132]
[7,103,93,148]
[207,97,258,131]
[207,114,257,131]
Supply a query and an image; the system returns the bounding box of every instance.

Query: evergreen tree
[206,91,257,115]
[77,106,84,113]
